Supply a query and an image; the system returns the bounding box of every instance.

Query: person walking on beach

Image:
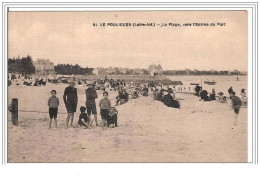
[63,79,78,128]
[230,91,242,126]
[85,81,99,126]
[228,87,234,99]
[48,90,59,128]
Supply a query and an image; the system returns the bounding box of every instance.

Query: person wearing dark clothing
[195,85,202,97]
[116,88,129,105]
[210,89,216,100]
[163,91,180,108]
[230,91,242,125]
[228,87,234,99]
[142,86,149,96]
[155,90,164,102]
[78,106,90,129]
[85,82,99,126]
[200,90,210,101]
[107,107,118,127]
[11,73,15,81]
[63,79,78,128]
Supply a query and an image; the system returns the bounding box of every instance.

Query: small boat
[190,83,200,85]
[204,80,216,85]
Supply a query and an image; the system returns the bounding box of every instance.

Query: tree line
[8,55,245,76]
[163,70,245,76]
[8,55,94,75]
[8,55,35,74]
[54,64,94,75]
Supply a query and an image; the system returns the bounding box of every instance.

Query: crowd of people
[193,85,247,125]
[9,73,247,127]
[8,73,47,87]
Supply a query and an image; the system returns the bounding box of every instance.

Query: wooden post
[11,98,18,126]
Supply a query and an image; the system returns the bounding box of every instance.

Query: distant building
[106,67,116,74]
[34,58,55,75]
[94,67,106,75]
[148,64,163,76]
[92,68,99,75]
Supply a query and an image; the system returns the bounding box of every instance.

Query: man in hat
[63,79,78,128]
[85,81,99,126]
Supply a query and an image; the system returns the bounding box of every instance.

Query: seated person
[153,89,158,100]
[131,88,139,99]
[218,92,227,103]
[142,85,149,96]
[78,106,91,129]
[107,107,118,127]
[240,88,247,106]
[209,89,216,100]
[116,88,129,105]
[163,90,180,108]
[155,89,164,102]
[200,90,210,101]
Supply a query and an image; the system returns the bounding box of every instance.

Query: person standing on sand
[85,81,99,126]
[63,79,78,128]
[228,86,234,99]
[48,90,59,128]
[230,91,242,126]
[99,91,111,130]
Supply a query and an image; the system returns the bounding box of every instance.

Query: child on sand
[78,106,91,129]
[99,91,111,130]
[230,91,242,126]
[48,90,59,128]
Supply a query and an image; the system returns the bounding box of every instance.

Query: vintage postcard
[7,10,249,163]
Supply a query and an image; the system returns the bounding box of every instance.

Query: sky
[8,11,248,71]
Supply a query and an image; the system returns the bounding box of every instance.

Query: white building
[34,58,55,75]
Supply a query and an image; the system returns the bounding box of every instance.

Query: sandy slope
[7,83,247,162]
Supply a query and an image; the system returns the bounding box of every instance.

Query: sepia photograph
[7,10,249,163]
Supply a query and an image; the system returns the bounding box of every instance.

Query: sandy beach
[7,77,247,163]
